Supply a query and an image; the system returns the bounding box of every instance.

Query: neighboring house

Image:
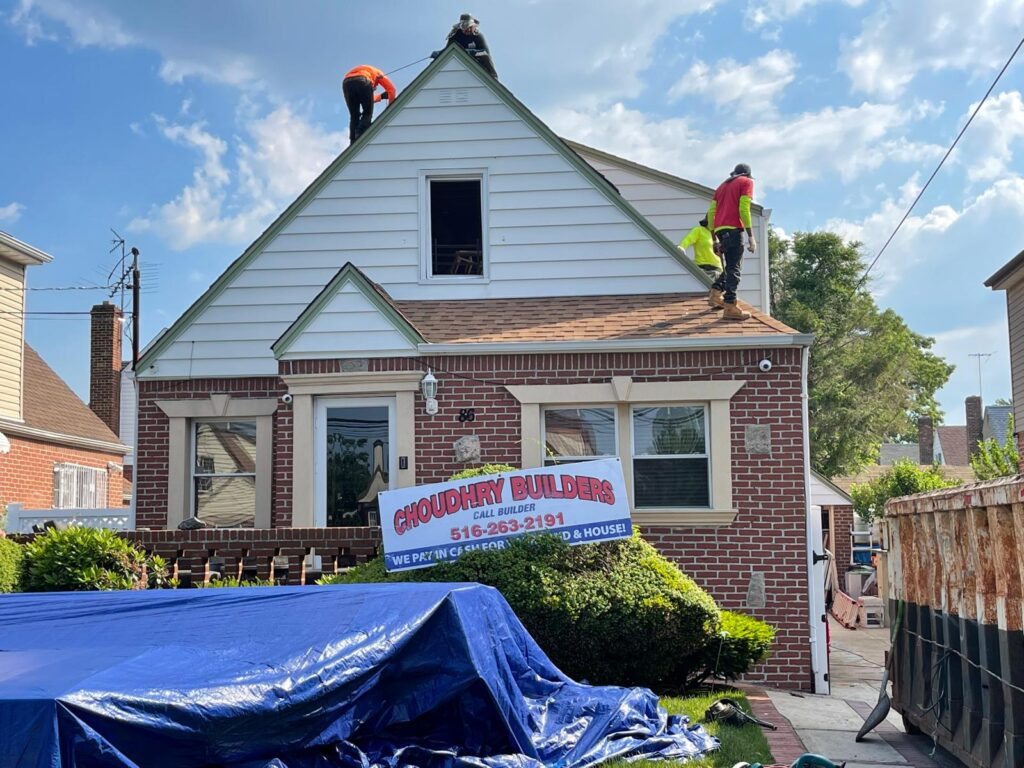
[0,232,129,513]
[987,250,1024,465]
[809,470,854,569]
[133,47,820,690]
[877,396,986,468]
[982,404,1012,445]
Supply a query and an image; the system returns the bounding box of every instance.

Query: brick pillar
[89,301,122,435]
[918,416,934,465]
[966,395,983,459]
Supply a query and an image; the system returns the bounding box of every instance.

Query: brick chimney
[918,415,934,465]
[966,395,983,459]
[89,301,122,435]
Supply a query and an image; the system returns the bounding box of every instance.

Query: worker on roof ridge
[342,64,397,144]
[706,163,757,321]
[678,216,722,282]
[436,13,497,79]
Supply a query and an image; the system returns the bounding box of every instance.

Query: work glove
[747,236,757,253]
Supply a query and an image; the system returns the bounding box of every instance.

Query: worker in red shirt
[342,65,397,144]
[706,163,757,321]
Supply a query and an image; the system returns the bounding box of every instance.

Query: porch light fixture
[421,369,439,415]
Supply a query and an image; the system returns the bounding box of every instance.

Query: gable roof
[566,142,766,216]
[273,263,424,357]
[137,45,714,375]
[0,231,53,266]
[810,470,853,505]
[15,344,124,448]
[879,443,919,465]
[936,425,969,466]
[985,248,1024,288]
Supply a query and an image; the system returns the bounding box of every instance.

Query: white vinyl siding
[1007,284,1024,433]
[53,463,108,509]
[142,55,704,379]
[574,149,769,312]
[0,258,25,420]
[119,366,135,466]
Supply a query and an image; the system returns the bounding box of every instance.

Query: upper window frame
[418,168,490,283]
[541,404,619,465]
[629,403,712,511]
[190,418,259,525]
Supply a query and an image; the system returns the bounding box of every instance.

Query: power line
[385,56,430,77]
[0,284,115,292]
[859,33,1024,284]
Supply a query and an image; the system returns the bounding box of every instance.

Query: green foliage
[971,413,1020,480]
[769,229,953,476]
[196,575,276,588]
[321,531,722,688]
[21,527,168,592]
[680,610,775,688]
[850,459,962,521]
[0,537,23,593]
[448,463,517,481]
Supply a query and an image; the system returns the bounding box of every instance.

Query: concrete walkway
[762,619,962,768]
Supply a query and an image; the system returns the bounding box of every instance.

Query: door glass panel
[325,405,389,527]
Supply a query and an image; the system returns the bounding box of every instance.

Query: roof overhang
[985,248,1024,289]
[418,333,813,355]
[0,231,53,266]
[0,418,130,455]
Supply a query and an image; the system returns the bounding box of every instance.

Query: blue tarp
[0,583,718,767]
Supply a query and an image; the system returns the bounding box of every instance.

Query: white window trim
[507,378,745,527]
[191,419,259,522]
[418,168,490,283]
[541,405,618,464]
[629,404,711,511]
[53,462,109,509]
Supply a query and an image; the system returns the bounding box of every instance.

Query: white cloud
[840,0,1024,98]
[547,100,944,192]
[745,0,865,27]
[0,202,25,224]
[669,49,796,113]
[11,0,132,48]
[129,105,345,250]
[958,91,1024,183]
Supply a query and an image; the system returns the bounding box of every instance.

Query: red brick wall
[89,302,123,435]
[0,434,124,509]
[138,347,811,689]
[829,504,854,568]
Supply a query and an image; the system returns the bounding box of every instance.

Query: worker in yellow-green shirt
[678,216,722,280]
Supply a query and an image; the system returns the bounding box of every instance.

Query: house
[809,470,854,568]
[986,249,1024,465]
[982,403,1013,445]
[876,396,987,469]
[132,46,821,690]
[0,232,129,514]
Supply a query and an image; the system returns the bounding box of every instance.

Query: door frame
[313,396,397,528]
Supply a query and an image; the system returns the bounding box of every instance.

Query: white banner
[379,458,632,572]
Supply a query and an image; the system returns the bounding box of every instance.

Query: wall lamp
[421,369,439,415]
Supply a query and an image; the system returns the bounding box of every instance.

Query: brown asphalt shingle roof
[21,344,122,445]
[393,293,796,344]
[936,425,969,467]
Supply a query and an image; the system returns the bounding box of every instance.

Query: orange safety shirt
[343,65,397,103]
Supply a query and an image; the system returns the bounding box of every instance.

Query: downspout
[801,343,824,693]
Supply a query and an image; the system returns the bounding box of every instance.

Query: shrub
[448,463,517,481]
[850,459,961,521]
[0,537,23,593]
[197,576,276,588]
[972,413,1020,480]
[321,531,721,689]
[681,610,775,688]
[21,527,168,592]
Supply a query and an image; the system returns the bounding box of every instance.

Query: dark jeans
[343,76,374,143]
[711,229,745,304]
[699,264,721,282]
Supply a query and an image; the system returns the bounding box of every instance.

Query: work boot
[708,288,725,308]
[722,302,750,321]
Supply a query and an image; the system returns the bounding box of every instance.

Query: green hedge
[21,527,168,592]
[0,537,23,593]
[322,531,721,688]
[681,610,775,688]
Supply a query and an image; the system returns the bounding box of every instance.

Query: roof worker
[706,163,757,321]
[439,13,497,78]
[342,65,397,144]
[678,216,722,282]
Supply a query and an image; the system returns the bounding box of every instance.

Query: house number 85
[458,409,476,422]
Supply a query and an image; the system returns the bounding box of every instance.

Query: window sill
[418,276,490,285]
[631,508,738,528]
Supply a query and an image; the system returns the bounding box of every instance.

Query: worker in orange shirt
[342,65,397,144]
[706,163,757,321]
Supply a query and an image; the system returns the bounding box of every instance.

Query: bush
[21,527,168,592]
[321,531,721,688]
[448,463,517,481]
[197,576,276,588]
[0,537,23,593]
[851,458,961,521]
[681,610,775,688]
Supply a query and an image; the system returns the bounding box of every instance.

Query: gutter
[0,420,130,456]
[418,334,814,355]
[801,344,828,694]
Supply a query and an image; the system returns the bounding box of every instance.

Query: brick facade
[828,503,854,568]
[89,302,123,435]
[137,347,812,689]
[0,434,124,509]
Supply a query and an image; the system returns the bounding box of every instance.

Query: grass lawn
[608,690,774,767]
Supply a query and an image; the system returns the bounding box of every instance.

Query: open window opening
[429,177,484,277]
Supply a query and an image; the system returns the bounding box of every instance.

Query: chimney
[89,301,122,435]
[918,415,934,465]
[966,395,983,459]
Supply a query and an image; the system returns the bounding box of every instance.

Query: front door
[314,398,396,527]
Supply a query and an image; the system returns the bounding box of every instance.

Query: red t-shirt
[711,175,754,231]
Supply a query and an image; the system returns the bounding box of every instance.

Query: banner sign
[379,458,632,572]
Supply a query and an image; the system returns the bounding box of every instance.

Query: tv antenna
[968,352,994,403]
[108,229,142,367]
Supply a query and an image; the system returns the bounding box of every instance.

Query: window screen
[430,178,483,276]
[631,406,709,508]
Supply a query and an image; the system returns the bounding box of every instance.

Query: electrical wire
[0,284,116,291]
[897,624,1024,696]
[385,56,431,77]
[858,33,1024,285]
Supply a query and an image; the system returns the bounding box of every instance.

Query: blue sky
[2,0,1023,425]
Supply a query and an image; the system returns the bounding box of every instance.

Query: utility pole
[129,247,140,367]
[107,231,141,368]
[968,352,994,403]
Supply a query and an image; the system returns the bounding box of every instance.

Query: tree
[971,413,1020,480]
[770,230,953,477]
[850,460,962,522]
